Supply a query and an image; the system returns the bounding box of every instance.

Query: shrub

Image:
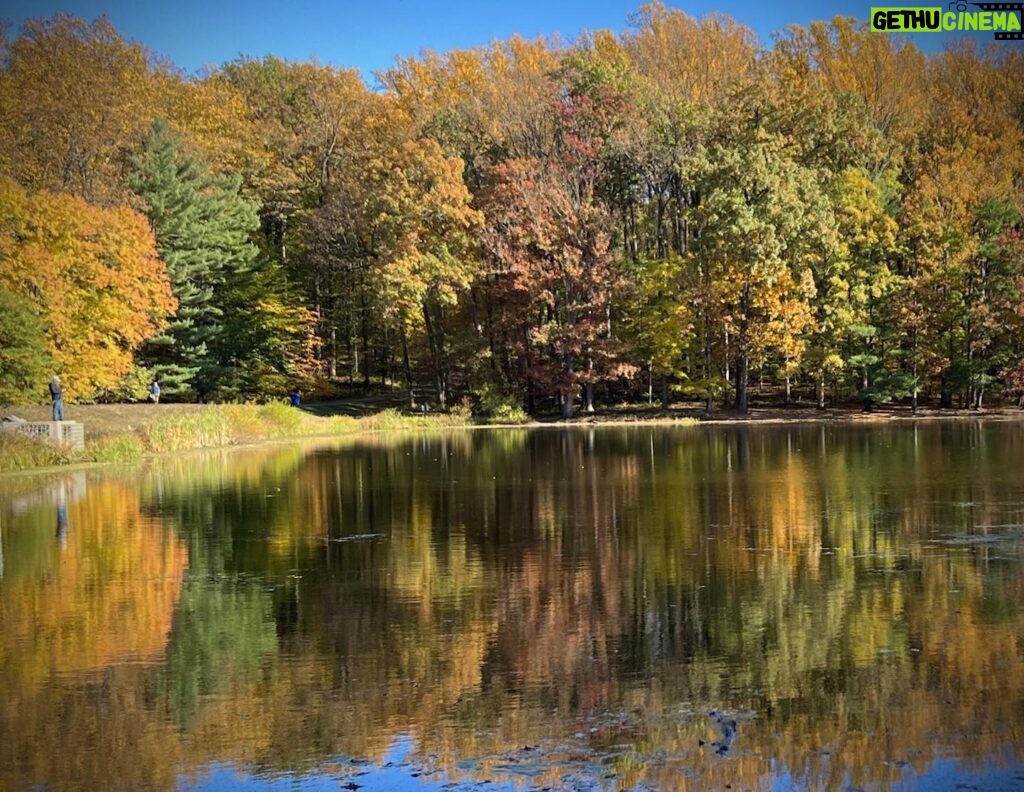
[487,402,529,424]
[450,397,474,421]
[474,384,529,424]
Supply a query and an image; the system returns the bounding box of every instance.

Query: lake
[1,422,1023,791]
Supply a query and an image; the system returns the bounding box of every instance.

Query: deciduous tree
[0,177,176,398]
[0,14,162,204]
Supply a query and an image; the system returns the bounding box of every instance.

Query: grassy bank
[4,399,1020,474]
[0,404,476,473]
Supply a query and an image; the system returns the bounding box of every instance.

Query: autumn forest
[1,5,1023,415]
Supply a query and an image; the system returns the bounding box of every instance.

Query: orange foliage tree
[0,14,163,205]
[0,177,177,399]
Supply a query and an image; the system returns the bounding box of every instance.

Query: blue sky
[2,0,872,75]
[2,0,1018,82]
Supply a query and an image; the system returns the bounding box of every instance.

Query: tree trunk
[330,326,338,380]
[359,287,369,388]
[660,374,670,411]
[940,373,954,408]
[313,276,328,379]
[344,277,354,384]
[911,356,918,413]
[735,283,750,414]
[561,352,575,419]
[736,354,749,413]
[401,327,413,393]
[525,325,536,415]
[422,301,448,409]
[703,308,713,415]
[583,352,595,412]
[485,299,498,373]
[382,327,392,388]
[656,193,667,259]
[724,329,731,384]
[942,334,955,408]
[629,203,639,261]
[560,389,574,419]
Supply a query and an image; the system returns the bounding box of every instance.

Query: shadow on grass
[297,392,411,418]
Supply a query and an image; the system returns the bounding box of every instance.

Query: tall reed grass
[0,403,476,473]
[143,403,373,453]
[0,430,72,472]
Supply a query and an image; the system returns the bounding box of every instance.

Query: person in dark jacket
[49,375,64,421]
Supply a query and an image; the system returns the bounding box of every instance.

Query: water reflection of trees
[148,424,1023,788]
[0,479,187,791]
[1,424,1023,789]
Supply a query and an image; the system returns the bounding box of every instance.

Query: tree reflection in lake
[1,423,1022,790]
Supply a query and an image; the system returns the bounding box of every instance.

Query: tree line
[1,5,1022,413]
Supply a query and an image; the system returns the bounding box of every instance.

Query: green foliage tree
[688,125,816,412]
[0,287,51,405]
[623,257,695,408]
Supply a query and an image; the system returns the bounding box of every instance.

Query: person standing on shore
[149,380,161,404]
[49,375,63,421]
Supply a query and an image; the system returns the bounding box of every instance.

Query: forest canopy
[0,6,1021,413]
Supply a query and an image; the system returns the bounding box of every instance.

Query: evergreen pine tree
[130,119,260,399]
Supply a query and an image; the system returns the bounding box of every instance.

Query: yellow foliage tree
[0,178,177,398]
[0,14,163,204]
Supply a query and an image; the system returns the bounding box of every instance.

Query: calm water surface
[2,422,1023,791]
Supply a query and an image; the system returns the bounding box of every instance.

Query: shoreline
[526,403,1024,427]
[3,402,1023,475]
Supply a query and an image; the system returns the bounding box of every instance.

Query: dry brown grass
[3,402,223,439]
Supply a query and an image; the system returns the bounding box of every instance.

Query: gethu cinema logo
[870,2,1023,37]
